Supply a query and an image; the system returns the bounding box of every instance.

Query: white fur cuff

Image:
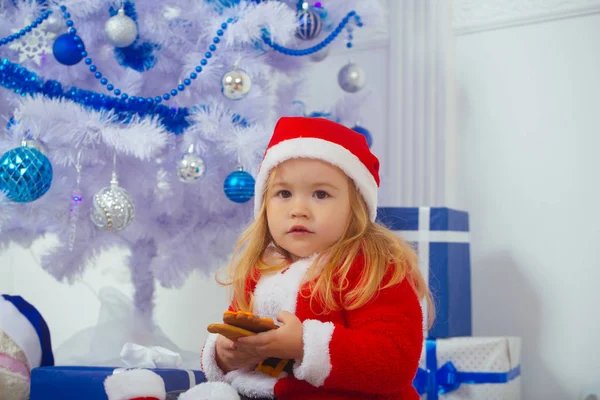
[293,319,334,387]
[200,333,226,382]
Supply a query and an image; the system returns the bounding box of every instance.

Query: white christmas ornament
[104,9,138,48]
[91,171,135,232]
[176,145,206,183]
[221,67,252,100]
[338,62,365,93]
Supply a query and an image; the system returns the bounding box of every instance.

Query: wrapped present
[376,207,472,338]
[413,337,521,399]
[29,366,205,400]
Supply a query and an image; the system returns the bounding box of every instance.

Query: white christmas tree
[0,0,381,323]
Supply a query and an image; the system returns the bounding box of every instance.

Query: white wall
[454,3,600,399]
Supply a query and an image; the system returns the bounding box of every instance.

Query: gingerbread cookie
[207,311,278,342]
[223,311,279,333]
[207,311,291,378]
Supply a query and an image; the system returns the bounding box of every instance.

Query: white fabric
[418,337,521,399]
[201,333,226,382]
[0,296,41,369]
[253,256,313,322]
[254,137,379,221]
[179,381,240,400]
[225,368,280,398]
[104,369,166,400]
[54,287,200,369]
[292,319,334,387]
[119,342,183,369]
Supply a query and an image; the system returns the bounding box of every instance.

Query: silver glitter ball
[104,9,138,48]
[222,68,252,100]
[91,179,135,232]
[45,14,62,33]
[177,153,206,183]
[338,62,366,93]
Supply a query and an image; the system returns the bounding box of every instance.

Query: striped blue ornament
[296,9,322,40]
[224,169,255,203]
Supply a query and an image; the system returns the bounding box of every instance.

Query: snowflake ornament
[9,20,56,66]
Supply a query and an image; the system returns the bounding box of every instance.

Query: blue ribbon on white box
[413,339,521,399]
[376,207,472,338]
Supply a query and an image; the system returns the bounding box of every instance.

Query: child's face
[266,158,351,260]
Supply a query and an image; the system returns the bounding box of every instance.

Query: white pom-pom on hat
[104,369,166,400]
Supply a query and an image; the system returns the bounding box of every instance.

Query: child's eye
[313,190,330,199]
[277,190,292,198]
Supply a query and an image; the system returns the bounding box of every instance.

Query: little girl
[200,117,432,400]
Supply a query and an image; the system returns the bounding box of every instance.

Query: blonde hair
[218,169,434,326]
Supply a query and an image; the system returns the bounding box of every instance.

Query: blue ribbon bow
[413,339,521,399]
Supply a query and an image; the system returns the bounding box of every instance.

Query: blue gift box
[376,207,472,338]
[30,366,206,400]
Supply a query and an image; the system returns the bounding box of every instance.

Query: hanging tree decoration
[0,139,53,203]
[104,7,138,48]
[224,166,255,204]
[295,2,322,40]
[52,33,85,66]
[221,62,252,101]
[338,61,365,93]
[91,153,135,232]
[68,150,84,251]
[176,143,206,184]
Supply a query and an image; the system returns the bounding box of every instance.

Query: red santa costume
[200,117,423,399]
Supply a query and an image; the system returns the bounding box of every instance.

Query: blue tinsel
[0,58,249,135]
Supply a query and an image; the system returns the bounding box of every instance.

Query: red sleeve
[293,268,423,395]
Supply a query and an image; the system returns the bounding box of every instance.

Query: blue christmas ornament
[217,0,241,6]
[0,143,53,203]
[52,34,85,66]
[352,124,373,148]
[224,169,255,203]
[296,9,322,40]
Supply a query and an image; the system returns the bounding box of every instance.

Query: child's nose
[290,200,310,219]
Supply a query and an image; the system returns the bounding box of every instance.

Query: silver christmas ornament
[309,47,329,62]
[222,67,252,100]
[177,145,206,183]
[338,62,366,93]
[104,9,138,48]
[91,172,135,232]
[45,14,62,33]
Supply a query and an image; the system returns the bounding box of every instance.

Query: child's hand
[236,311,304,361]
[215,334,265,373]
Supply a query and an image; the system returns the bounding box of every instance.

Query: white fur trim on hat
[0,296,41,369]
[179,382,240,400]
[104,369,166,400]
[254,137,378,221]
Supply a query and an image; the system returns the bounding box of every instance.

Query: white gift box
[414,337,521,399]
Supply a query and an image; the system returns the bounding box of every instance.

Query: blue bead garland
[262,10,362,56]
[0,11,52,48]
[47,3,231,104]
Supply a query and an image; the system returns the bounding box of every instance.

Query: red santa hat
[104,369,166,400]
[254,117,380,221]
